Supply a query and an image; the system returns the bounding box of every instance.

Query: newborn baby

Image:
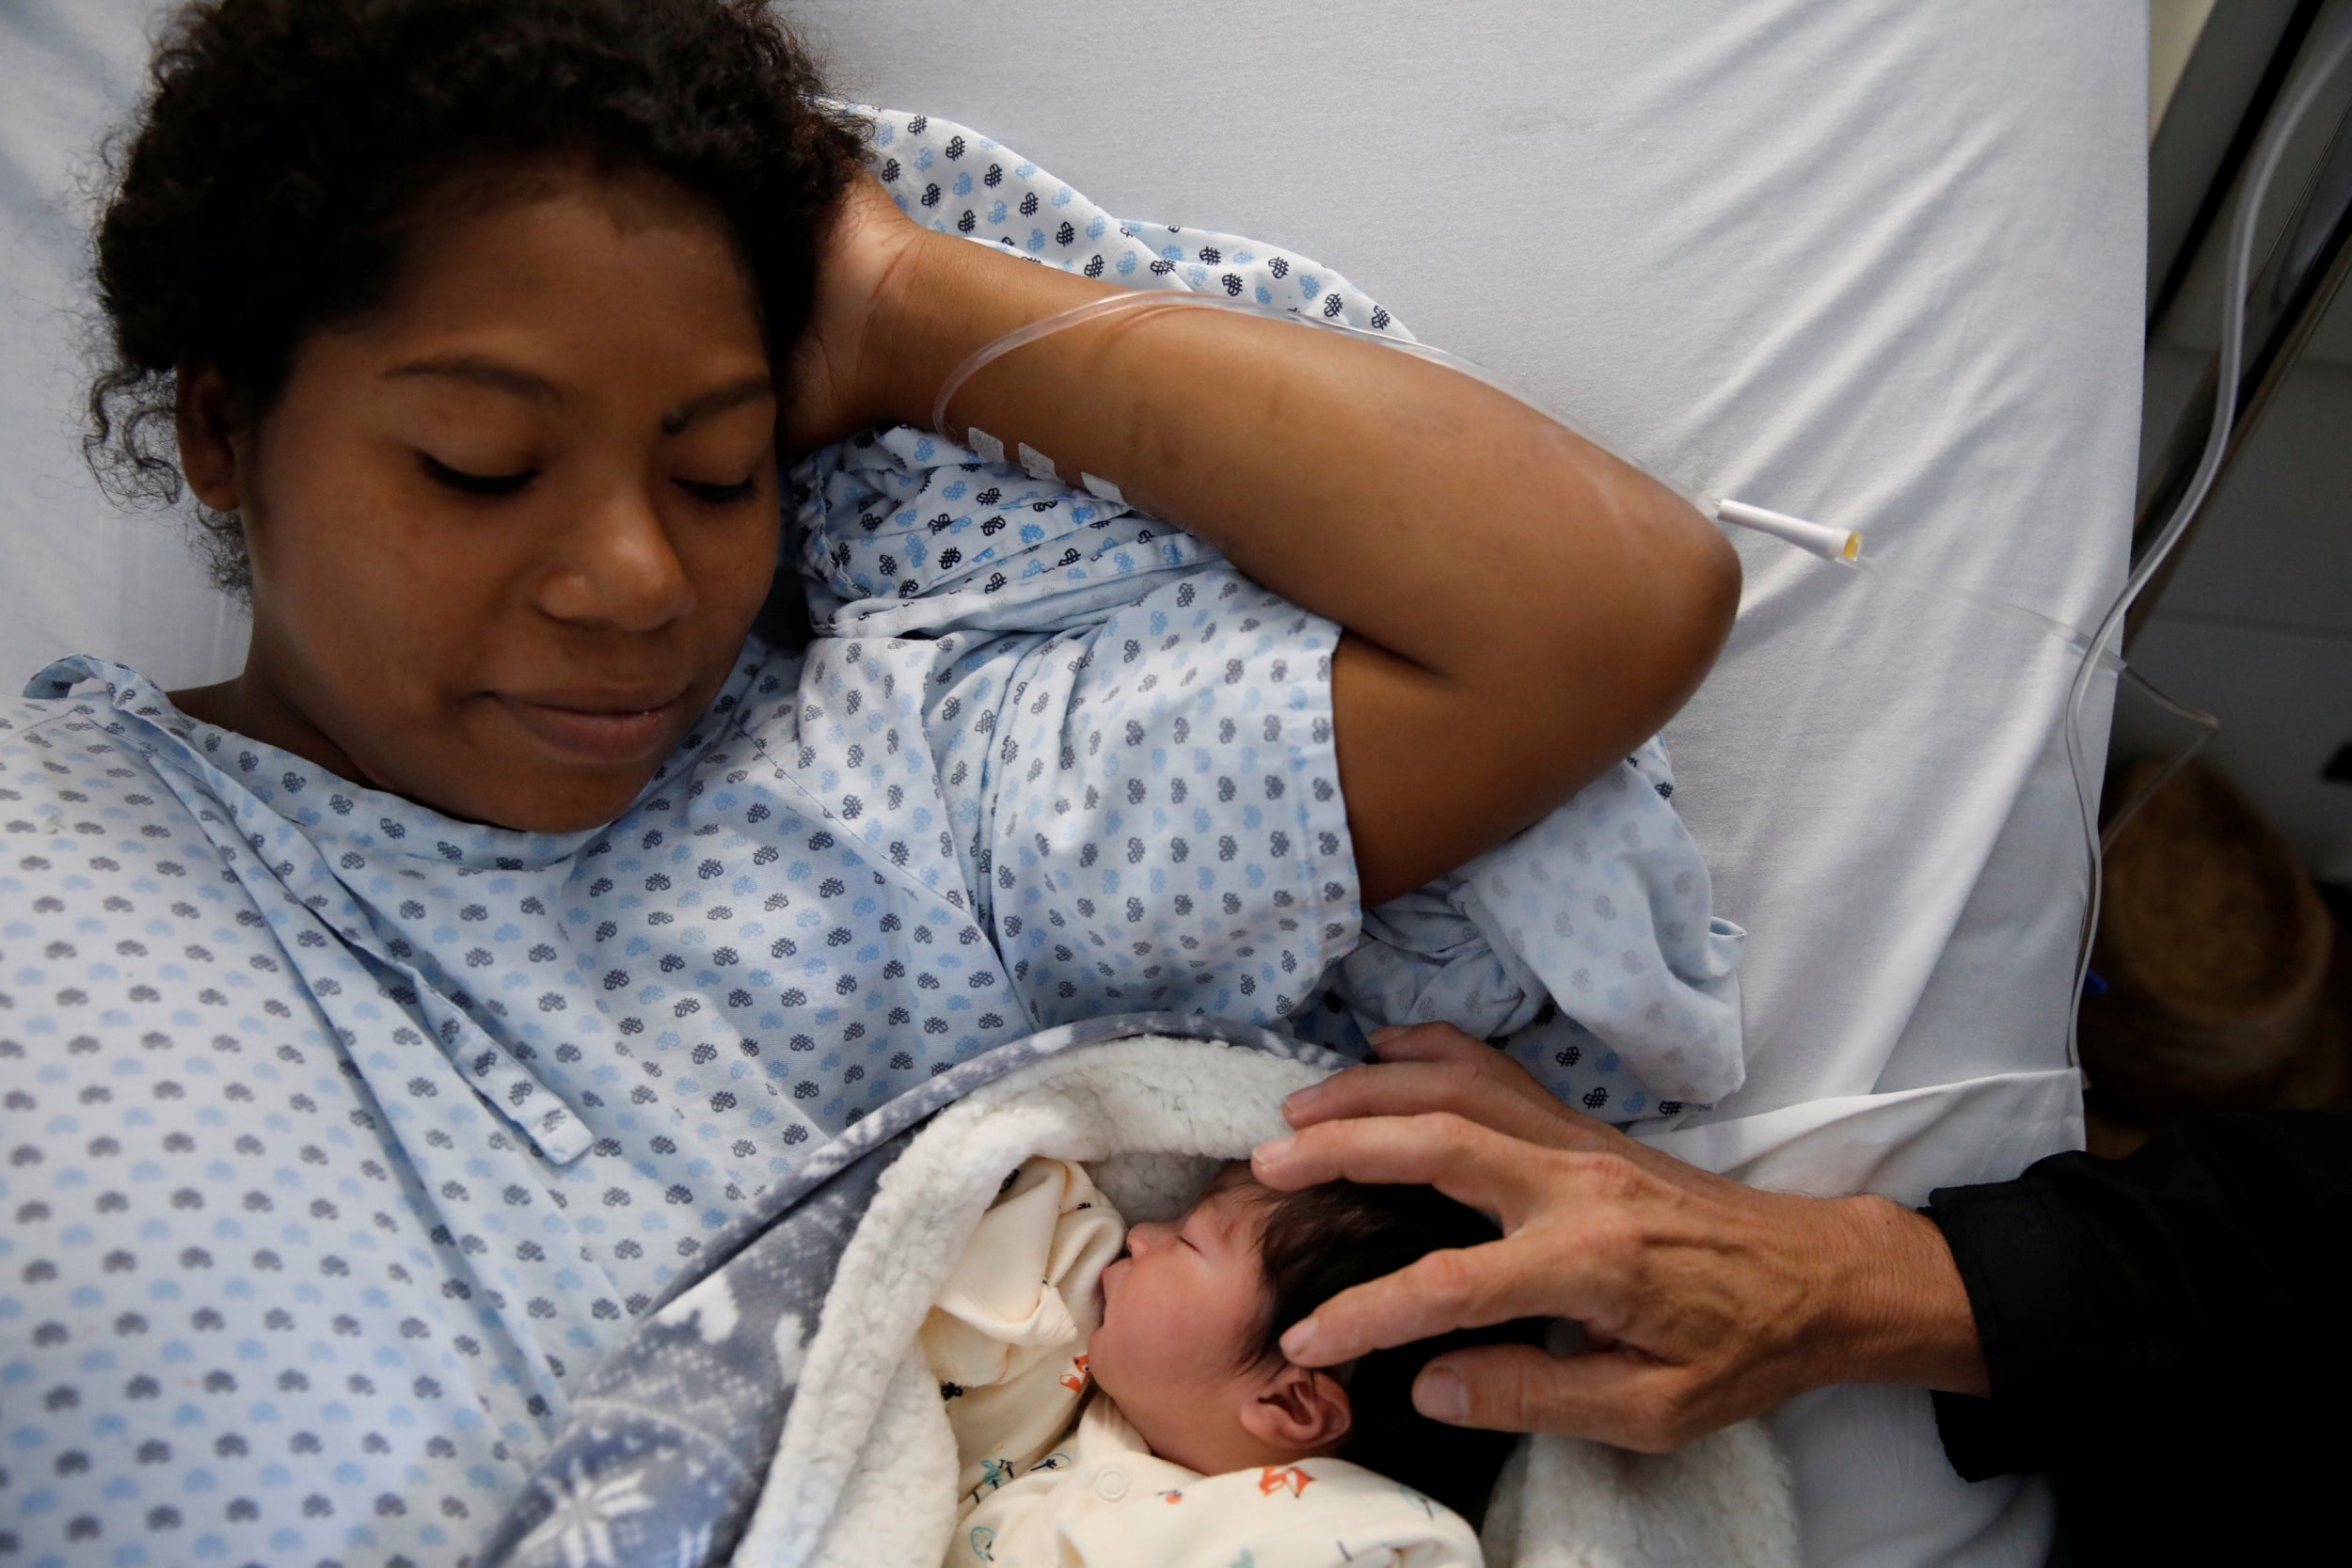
[921,1158,1539,1567]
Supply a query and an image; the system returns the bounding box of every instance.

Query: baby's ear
[1239,1363,1353,1456]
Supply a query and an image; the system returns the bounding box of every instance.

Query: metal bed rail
[2130,8,2352,646]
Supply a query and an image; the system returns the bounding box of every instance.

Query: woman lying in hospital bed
[0,0,1742,1560]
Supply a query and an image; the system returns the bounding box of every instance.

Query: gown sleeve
[794,424,1362,1034]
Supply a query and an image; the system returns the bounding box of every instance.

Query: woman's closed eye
[674,474,760,505]
[421,452,534,497]
[419,453,759,506]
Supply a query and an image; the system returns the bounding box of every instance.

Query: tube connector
[1713,498,1861,563]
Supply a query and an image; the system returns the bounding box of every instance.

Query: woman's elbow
[1565,490,1740,738]
[1465,485,1739,787]
[1662,503,1742,689]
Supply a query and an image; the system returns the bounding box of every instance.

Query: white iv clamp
[1708,499,1860,564]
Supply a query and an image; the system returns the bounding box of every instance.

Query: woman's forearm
[866,234,1717,685]
[830,209,1740,903]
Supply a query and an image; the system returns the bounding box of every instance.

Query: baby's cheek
[1089,1309,1174,1404]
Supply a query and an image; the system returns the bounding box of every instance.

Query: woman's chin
[399,764,654,835]
[497,797,640,834]
[487,778,651,834]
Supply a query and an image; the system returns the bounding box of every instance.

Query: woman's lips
[497,688,690,766]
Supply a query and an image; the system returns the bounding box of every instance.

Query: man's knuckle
[1548,1150,1640,1210]
[1413,1248,1481,1313]
[1433,1060,1485,1104]
[1576,1212,1644,1269]
[1477,1370,1530,1431]
[1292,1120,1361,1171]
[1319,1063,1366,1095]
[1309,1071,1368,1116]
[1581,1152,1645,1201]
[1414,1247,1467,1297]
[1289,1120,1336,1156]
[1421,1110,1490,1156]
[1419,1108,1469,1140]
[1316,1291,1367,1338]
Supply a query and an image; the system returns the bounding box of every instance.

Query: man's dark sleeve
[1929,1104,2352,1485]
[1923,1109,2352,1482]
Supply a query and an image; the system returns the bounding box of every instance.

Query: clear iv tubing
[927,9,2352,1070]
[930,290,1549,442]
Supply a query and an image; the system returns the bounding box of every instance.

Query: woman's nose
[537,484,695,632]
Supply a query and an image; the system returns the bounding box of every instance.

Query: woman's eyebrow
[380,357,773,433]
[382,354,560,404]
[659,375,774,435]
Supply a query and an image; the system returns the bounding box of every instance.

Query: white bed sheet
[1,3,2145,1564]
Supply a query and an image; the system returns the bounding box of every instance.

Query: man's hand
[1252,1023,1988,1450]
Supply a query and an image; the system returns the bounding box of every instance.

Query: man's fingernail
[1280,1318,1320,1360]
[1282,1084,1322,1118]
[1368,1024,1406,1044]
[1415,1368,1468,1423]
[1252,1133,1295,1166]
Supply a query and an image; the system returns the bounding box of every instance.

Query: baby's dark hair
[86,0,866,592]
[1243,1180,1546,1528]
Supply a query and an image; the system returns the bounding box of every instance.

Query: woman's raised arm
[787,178,1740,907]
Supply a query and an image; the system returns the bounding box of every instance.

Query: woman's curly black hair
[85,0,866,593]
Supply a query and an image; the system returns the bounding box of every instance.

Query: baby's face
[1088,1166,1281,1473]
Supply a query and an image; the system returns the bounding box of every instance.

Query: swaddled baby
[922,1159,1540,1567]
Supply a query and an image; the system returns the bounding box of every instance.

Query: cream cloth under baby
[921,1157,1126,1501]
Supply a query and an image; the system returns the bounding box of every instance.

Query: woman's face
[183,165,782,832]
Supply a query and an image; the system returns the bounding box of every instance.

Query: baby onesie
[958,1398,1484,1568]
[923,1156,1125,1503]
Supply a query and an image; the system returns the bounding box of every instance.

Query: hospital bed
[0,3,2146,1562]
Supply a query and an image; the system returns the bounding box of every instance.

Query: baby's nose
[1123,1220,1170,1258]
